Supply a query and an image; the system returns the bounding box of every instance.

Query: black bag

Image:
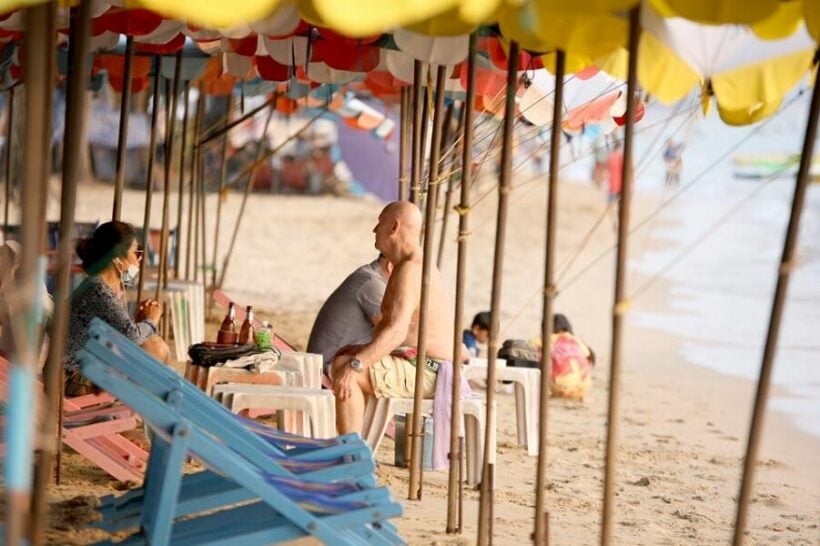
[188,342,262,367]
[498,339,540,370]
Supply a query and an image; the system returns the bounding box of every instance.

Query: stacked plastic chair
[78,318,404,545]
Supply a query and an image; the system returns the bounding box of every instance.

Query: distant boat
[732,153,820,182]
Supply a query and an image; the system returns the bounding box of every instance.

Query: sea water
[625,93,820,438]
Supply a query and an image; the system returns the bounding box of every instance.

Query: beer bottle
[238,306,255,345]
[216,302,238,344]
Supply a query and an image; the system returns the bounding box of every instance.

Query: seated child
[463,311,490,358]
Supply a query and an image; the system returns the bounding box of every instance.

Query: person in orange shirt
[607,140,624,203]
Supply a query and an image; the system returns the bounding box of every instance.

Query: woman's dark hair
[471,311,491,331]
[553,313,573,334]
[75,221,136,275]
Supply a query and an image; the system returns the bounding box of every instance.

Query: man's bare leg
[332,357,374,434]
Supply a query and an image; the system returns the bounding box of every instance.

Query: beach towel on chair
[432,360,472,471]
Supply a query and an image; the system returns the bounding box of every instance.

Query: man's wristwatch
[349,357,364,372]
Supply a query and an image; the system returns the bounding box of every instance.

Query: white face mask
[117,259,140,287]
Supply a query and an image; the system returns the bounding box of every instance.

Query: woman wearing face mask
[63,221,170,396]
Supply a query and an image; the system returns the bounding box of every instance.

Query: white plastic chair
[361,396,493,485]
[277,352,323,389]
[138,279,205,361]
[274,352,323,431]
[464,358,541,456]
[213,384,336,439]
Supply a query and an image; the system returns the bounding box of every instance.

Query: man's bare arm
[355,263,420,367]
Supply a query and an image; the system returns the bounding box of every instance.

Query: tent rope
[628,162,793,301]
[557,88,807,297]
[497,87,807,335]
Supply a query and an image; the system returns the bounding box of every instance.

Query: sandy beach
[30,173,820,545]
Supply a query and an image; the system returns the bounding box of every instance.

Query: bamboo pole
[210,97,232,293]
[159,77,171,319]
[410,60,423,205]
[186,88,204,280]
[193,147,202,283]
[418,90,430,214]
[433,103,454,215]
[446,33,477,534]
[136,58,161,306]
[437,103,461,269]
[198,142,208,288]
[174,81,190,280]
[32,0,90,516]
[399,86,410,200]
[601,9,640,546]
[3,87,13,240]
[216,105,276,289]
[217,109,326,289]
[533,48,565,546]
[477,40,519,546]
[408,64,447,501]
[732,53,820,546]
[5,5,54,545]
[218,103,332,191]
[111,35,134,221]
[197,94,276,147]
[155,50,182,306]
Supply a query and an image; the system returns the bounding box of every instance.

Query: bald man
[331,201,456,434]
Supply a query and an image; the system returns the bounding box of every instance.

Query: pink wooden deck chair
[0,358,148,482]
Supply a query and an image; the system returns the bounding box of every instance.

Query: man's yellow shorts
[369,355,437,399]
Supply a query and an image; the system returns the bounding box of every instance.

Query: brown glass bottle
[238,306,255,345]
[216,302,238,344]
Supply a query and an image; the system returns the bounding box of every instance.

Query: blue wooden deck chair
[83,319,370,466]
[79,354,404,546]
[94,467,400,540]
[78,334,405,544]
[79,320,396,536]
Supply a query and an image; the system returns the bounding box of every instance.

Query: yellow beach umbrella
[497,0,636,58]
[649,0,781,25]
[298,0,462,37]
[650,0,820,42]
[407,0,507,36]
[638,3,816,125]
[123,0,285,29]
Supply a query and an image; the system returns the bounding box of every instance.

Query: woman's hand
[138,299,162,322]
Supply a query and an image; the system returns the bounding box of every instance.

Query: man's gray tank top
[307,260,386,371]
